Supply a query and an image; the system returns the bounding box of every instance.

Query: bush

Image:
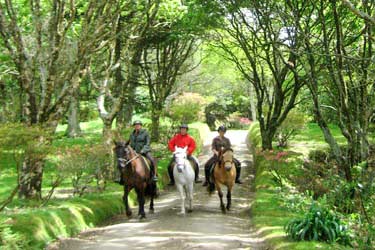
[276,110,307,147]
[167,92,207,124]
[285,203,352,245]
[56,144,112,196]
[248,121,261,148]
[227,112,252,129]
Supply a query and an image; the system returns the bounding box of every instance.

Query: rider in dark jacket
[202,125,243,186]
[117,120,158,185]
[129,120,158,181]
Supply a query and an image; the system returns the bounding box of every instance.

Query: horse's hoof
[139,214,146,220]
[221,206,226,214]
[126,210,132,217]
[187,209,193,213]
[178,212,186,216]
[149,209,154,214]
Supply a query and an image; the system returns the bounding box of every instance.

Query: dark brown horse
[114,141,156,219]
[208,148,236,213]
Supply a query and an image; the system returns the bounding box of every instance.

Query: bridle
[174,151,187,171]
[117,147,140,168]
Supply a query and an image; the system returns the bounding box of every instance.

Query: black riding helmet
[217,125,227,132]
[180,124,189,130]
[133,120,143,126]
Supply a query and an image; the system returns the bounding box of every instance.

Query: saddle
[140,155,152,172]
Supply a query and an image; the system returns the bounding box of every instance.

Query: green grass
[289,123,347,155]
[0,118,208,249]
[248,122,352,250]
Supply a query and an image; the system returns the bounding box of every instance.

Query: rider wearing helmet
[202,125,243,186]
[123,120,158,184]
[167,124,201,186]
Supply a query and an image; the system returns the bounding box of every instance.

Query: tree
[301,0,375,182]
[140,1,198,141]
[89,0,160,145]
[0,0,121,198]
[210,0,306,149]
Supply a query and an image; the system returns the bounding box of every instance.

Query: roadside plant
[285,203,352,245]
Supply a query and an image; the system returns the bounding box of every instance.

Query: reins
[118,153,140,168]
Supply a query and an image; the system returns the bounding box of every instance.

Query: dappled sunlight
[56,130,267,250]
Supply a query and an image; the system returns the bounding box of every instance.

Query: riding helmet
[133,120,143,126]
[218,125,227,132]
[180,124,189,130]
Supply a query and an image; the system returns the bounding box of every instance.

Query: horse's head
[174,146,188,173]
[114,141,131,168]
[221,148,234,171]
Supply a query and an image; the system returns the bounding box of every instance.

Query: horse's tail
[208,182,215,195]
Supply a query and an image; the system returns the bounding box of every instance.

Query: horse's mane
[222,148,234,154]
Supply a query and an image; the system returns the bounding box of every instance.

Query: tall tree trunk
[116,101,134,130]
[66,89,82,138]
[18,157,44,199]
[103,121,114,146]
[151,108,161,142]
[260,128,275,150]
[249,84,257,122]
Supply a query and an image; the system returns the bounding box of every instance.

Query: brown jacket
[211,136,231,151]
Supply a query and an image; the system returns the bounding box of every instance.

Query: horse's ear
[184,146,188,151]
[175,145,177,150]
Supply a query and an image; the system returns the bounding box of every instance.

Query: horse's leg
[226,187,232,210]
[123,185,132,217]
[216,183,226,214]
[187,182,193,213]
[149,183,155,214]
[176,183,185,215]
[136,187,146,219]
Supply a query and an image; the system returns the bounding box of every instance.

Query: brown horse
[114,141,156,219]
[208,148,236,213]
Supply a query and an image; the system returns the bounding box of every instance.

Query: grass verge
[0,120,208,250]
[248,122,351,250]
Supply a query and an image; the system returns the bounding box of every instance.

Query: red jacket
[168,133,196,156]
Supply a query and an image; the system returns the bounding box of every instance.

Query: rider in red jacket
[167,124,201,185]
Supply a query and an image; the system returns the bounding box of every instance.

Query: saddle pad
[141,156,151,171]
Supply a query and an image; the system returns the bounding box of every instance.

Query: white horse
[173,146,195,214]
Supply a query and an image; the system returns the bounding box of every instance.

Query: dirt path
[53,130,267,250]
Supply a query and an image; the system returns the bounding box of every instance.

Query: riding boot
[167,164,175,186]
[145,152,158,182]
[235,165,243,184]
[202,167,210,186]
[194,163,202,183]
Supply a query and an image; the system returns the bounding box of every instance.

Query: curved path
[52,130,267,250]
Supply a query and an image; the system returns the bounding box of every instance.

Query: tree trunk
[19,156,44,199]
[116,95,135,130]
[260,129,274,150]
[66,90,82,138]
[103,121,114,146]
[151,109,161,142]
[249,84,257,122]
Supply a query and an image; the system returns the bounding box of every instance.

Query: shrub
[56,144,111,196]
[285,203,352,245]
[276,110,307,147]
[167,92,207,124]
[248,121,261,148]
[227,112,252,129]
[0,216,28,250]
